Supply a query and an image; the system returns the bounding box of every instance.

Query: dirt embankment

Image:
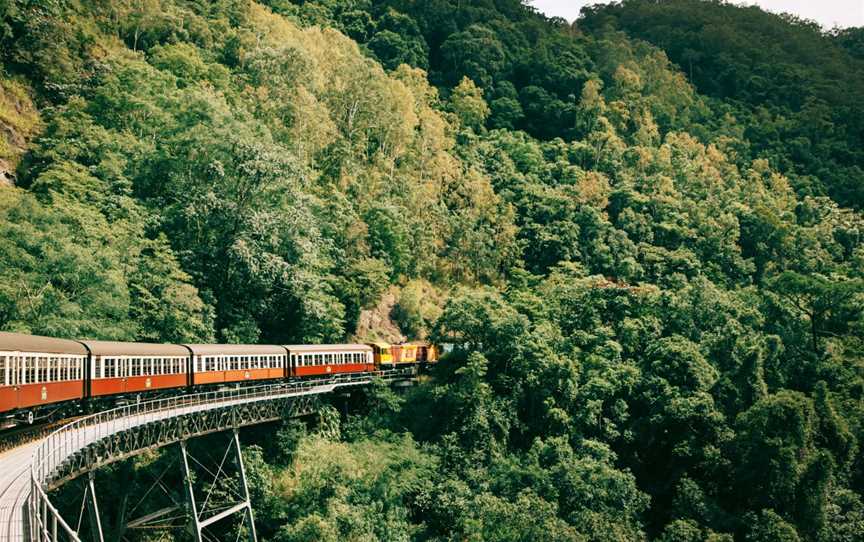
[353,287,407,344]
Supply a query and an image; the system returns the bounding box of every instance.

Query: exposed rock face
[353,288,406,344]
[0,159,14,186]
[0,77,40,187]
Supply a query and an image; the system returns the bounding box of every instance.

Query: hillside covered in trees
[1,0,863,540]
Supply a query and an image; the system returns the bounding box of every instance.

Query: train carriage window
[57,357,64,381]
[24,356,34,384]
[0,356,5,386]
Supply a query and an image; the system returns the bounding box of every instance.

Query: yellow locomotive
[368,341,438,367]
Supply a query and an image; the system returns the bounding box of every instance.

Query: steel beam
[180,431,258,542]
[85,472,104,542]
[180,440,203,542]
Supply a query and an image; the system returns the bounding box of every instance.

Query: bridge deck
[0,440,39,541]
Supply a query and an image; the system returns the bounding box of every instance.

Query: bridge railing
[28,369,413,541]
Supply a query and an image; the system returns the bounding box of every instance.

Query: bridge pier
[85,472,105,542]
[180,429,257,542]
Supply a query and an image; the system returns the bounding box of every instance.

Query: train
[0,332,438,426]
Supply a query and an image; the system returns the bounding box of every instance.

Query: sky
[530,0,864,29]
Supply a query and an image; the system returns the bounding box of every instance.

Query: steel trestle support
[180,430,257,542]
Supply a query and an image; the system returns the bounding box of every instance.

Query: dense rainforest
[1,0,863,540]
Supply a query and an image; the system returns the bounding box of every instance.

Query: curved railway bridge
[0,369,414,542]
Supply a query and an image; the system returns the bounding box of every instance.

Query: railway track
[0,418,80,455]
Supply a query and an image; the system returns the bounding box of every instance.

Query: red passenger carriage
[186,344,286,386]
[0,332,86,418]
[81,340,189,398]
[286,344,374,377]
